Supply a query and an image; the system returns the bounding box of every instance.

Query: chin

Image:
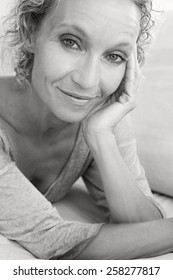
[53,109,88,124]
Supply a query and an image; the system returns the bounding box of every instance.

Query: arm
[76,218,173,259]
[85,116,163,223]
[0,129,171,260]
[0,127,102,259]
[82,52,163,223]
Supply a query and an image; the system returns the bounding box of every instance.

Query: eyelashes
[105,53,128,64]
[59,34,82,50]
[59,33,129,65]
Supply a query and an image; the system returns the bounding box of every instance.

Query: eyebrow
[58,23,87,37]
[58,23,133,51]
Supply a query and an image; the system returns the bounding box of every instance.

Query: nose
[71,55,100,91]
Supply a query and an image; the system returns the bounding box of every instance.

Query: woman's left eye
[106,53,127,64]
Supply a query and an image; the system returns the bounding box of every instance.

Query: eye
[60,34,82,50]
[106,52,127,64]
[63,38,78,49]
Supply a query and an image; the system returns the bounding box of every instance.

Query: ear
[25,33,36,53]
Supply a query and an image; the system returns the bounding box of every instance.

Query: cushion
[132,11,173,196]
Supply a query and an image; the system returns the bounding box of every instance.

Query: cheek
[33,44,73,82]
[103,65,126,97]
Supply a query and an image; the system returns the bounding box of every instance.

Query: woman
[0,0,172,260]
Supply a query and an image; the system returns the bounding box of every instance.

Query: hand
[83,49,141,142]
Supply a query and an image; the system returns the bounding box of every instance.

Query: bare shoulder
[0,75,18,111]
[0,75,16,93]
[0,118,14,170]
[0,76,19,153]
[0,76,12,147]
[0,76,25,122]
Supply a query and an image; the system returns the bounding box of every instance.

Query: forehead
[43,0,141,42]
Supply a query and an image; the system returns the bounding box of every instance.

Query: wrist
[86,131,118,157]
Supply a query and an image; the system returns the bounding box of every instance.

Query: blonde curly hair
[1,0,154,84]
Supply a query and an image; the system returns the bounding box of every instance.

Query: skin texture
[26,0,141,128]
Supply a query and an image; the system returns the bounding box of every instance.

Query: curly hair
[133,0,154,64]
[1,0,154,84]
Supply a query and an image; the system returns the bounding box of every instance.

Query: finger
[133,45,142,89]
[125,46,142,96]
[124,53,135,97]
[134,44,141,76]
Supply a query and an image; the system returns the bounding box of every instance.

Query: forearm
[76,218,173,259]
[0,162,102,260]
[88,133,162,223]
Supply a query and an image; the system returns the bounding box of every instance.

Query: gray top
[0,116,164,259]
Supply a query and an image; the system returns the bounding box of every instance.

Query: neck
[14,79,73,138]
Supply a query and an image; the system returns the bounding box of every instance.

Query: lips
[59,88,93,100]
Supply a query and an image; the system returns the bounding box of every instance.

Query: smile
[57,88,95,105]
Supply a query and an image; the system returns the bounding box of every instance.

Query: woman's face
[30,0,140,123]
